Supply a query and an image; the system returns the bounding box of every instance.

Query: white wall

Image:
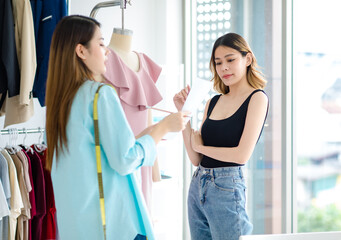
[69,0,183,64]
[0,100,46,146]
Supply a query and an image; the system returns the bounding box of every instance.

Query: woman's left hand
[191,130,203,153]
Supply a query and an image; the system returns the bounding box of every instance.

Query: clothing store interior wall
[1,0,341,239]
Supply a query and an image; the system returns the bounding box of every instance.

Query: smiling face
[76,26,108,79]
[214,46,251,88]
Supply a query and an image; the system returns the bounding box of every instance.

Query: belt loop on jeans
[194,167,200,177]
[239,167,243,178]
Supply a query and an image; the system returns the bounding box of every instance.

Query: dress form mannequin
[107,28,139,72]
[105,27,162,214]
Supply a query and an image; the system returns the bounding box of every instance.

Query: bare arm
[173,85,214,166]
[191,92,268,164]
[182,99,211,166]
[137,111,188,144]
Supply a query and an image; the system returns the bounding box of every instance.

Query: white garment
[0,180,10,220]
[1,150,24,240]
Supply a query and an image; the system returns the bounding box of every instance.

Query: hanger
[5,128,19,154]
[20,128,34,154]
[33,127,47,153]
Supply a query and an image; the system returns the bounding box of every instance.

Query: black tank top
[200,89,268,168]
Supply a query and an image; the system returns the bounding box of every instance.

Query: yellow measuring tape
[93,84,108,240]
[93,84,149,240]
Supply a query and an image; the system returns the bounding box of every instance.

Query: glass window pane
[294,0,341,233]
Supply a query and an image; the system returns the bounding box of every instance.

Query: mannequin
[104,27,162,213]
[107,28,140,72]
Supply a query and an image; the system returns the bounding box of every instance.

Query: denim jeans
[188,165,253,240]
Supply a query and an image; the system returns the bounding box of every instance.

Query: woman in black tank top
[174,33,269,240]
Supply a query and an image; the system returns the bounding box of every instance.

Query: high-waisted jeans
[188,165,253,240]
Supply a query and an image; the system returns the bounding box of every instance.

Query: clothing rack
[90,0,132,30]
[0,127,45,135]
[90,0,127,18]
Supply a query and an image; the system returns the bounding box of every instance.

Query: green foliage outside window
[298,204,341,232]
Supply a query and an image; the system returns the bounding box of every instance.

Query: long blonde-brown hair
[209,32,266,94]
[45,15,100,171]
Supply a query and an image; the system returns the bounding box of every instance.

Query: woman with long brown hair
[45,15,188,239]
[174,32,269,240]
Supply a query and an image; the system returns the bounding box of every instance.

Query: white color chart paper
[182,78,212,114]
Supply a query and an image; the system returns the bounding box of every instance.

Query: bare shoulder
[203,97,212,113]
[247,90,269,117]
[206,96,213,106]
[250,90,268,105]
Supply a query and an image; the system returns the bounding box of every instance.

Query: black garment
[200,89,267,168]
[0,0,20,107]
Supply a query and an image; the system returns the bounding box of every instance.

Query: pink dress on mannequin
[103,48,162,211]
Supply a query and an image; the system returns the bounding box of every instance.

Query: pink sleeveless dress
[103,48,162,211]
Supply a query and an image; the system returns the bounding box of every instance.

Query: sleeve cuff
[136,135,157,167]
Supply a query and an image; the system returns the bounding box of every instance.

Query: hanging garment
[0,149,24,240]
[1,0,36,127]
[0,151,11,240]
[11,0,36,106]
[19,149,37,240]
[0,180,10,239]
[0,0,20,107]
[0,144,51,240]
[22,147,46,240]
[8,150,31,240]
[32,147,55,240]
[0,151,10,205]
[103,49,163,211]
[31,0,67,106]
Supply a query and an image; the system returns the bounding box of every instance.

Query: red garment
[32,147,57,240]
[20,149,36,240]
[23,146,46,240]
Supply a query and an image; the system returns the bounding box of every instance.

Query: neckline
[108,47,141,73]
[208,89,261,121]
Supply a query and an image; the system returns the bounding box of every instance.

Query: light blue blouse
[51,80,157,240]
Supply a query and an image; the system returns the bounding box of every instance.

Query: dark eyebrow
[215,53,234,61]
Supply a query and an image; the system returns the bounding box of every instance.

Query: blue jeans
[188,165,253,240]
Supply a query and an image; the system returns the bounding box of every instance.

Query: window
[294,0,341,232]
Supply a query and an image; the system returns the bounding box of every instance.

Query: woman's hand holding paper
[173,85,190,111]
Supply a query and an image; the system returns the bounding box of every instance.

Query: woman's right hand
[173,85,190,111]
[161,111,190,132]
[148,111,190,144]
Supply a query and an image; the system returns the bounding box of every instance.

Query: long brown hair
[45,15,100,171]
[209,32,266,94]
